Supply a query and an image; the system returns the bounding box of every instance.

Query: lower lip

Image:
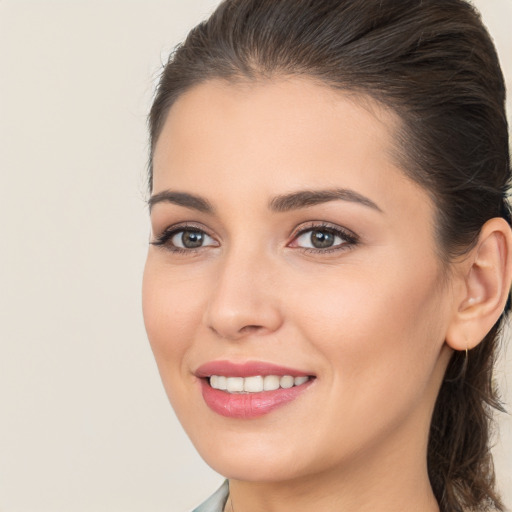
[200,379,313,419]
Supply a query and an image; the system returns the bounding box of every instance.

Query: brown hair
[148,1,511,510]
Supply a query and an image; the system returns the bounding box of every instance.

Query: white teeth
[226,377,244,393]
[263,375,280,391]
[280,375,294,389]
[217,375,227,390]
[244,376,264,392]
[209,375,311,393]
[294,376,309,386]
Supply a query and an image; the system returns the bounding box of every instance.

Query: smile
[209,375,310,393]
[196,361,315,418]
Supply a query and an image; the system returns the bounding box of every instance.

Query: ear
[445,217,512,351]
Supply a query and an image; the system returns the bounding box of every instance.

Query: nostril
[208,323,266,340]
[239,325,263,334]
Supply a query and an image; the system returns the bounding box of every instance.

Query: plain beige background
[0,1,510,510]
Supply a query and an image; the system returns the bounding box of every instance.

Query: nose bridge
[204,240,282,340]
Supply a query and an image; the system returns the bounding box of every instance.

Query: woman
[142,0,512,510]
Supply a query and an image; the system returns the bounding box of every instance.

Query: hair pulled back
[148,1,511,510]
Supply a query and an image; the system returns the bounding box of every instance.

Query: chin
[203,450,307,483]
[187,420,337,484]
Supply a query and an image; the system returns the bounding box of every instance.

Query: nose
[203,247,283,341]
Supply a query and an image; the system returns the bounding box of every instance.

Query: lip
[195,360,312,378]
[195,360,315,419]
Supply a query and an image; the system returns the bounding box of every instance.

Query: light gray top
[192,480,229,512]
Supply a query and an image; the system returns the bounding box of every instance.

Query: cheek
[278,264,448,466]
[142,258,205,371]
[288,259,447,404]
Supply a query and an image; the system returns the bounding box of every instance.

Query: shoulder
[191,480,229,512]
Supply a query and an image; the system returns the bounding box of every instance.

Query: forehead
[154,77,400,152]
[153,78,401,180]
[152,78,432,227]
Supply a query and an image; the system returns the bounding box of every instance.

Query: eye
[171,230,215,249]
[151,226,218,252]
[290,224,358,252]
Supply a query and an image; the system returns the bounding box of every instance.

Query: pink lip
[195,360,311,378]
[195,360,315,419]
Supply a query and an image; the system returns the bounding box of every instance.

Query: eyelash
[291,222,359,254]
[150,223,215,254]
[150,222,359,255]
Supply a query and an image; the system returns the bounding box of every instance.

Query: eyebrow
[148,187,382,214]
[269,188,382,213]
[148,190,214,213]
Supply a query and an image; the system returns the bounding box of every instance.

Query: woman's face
[143,78,455,482]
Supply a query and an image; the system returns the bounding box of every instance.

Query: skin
[142,78,500,512]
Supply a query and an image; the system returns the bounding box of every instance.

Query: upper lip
[195,360,313,378]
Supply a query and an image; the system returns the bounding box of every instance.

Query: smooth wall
[0,1,510,510]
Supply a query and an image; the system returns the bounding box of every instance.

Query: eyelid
[150,222,219,251]
[288,222,359,252]
[150,220,358,254]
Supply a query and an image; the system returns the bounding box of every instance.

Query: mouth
[195,361,316,418]
[209,374,311,393]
